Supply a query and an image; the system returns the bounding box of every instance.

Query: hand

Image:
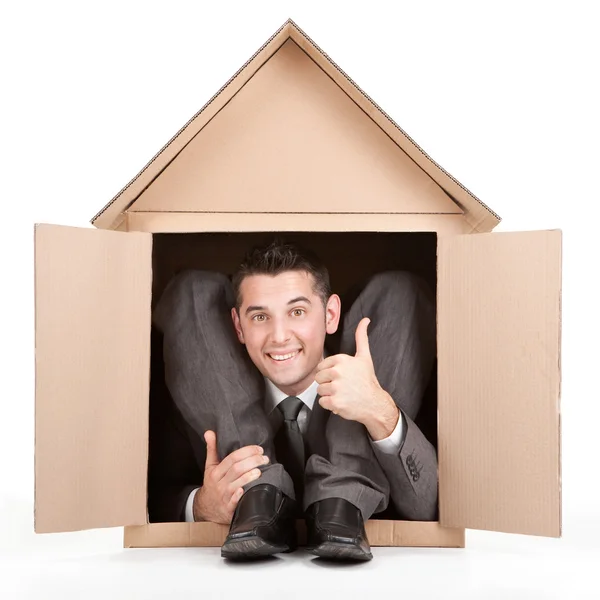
[315,317,399,440]
[193,430,269,524]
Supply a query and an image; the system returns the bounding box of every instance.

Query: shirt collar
[264,377,319,414]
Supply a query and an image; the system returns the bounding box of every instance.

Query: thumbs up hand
[353,316,373,360]
[315,317,400,440]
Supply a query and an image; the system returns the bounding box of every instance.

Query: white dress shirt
[184,379,404,522]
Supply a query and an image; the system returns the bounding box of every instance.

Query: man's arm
[147,394,205,522]
[148,442,204,522]
[148,328,205,523]
[369,409,438,521]
[315,316,438,521]
[151,419,268,524]
[184,488,201,522]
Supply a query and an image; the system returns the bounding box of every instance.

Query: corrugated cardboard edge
[125,212,473,234]
[123,520,465,548]
[557,231,563,537]
[91,19,500,233]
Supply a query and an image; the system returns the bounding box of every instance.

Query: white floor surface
[1,499,599,599]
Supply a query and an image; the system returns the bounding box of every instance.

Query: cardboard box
[33,19,561,549]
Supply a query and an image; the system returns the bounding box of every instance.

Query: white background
[1,1,599,597]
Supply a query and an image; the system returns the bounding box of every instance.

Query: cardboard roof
[90,19,501,233]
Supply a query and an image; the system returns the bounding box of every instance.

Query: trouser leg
[342,271,436,421]
[303,271,436,520]
[152,270,295,498]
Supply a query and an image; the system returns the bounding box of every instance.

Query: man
[151,238,437,561]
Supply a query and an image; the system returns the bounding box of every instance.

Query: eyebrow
[245,296,312,316]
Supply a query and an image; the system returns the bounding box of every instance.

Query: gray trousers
[153,270,436,521]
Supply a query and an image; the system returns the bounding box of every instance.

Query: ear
[325,293,341,335]
[231,307,245,344]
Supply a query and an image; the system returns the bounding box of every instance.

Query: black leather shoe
[221,483,297,560]
[305,497,373,561]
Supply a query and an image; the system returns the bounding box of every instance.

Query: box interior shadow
[147,231,438,523]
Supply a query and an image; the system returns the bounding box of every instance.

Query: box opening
[147,231,438,525]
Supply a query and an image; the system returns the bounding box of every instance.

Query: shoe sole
[307,541,373,561]
[221,536,295,560]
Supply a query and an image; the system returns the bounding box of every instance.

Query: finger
[318,395,335,412]
[221,452,270,485]
[204,430,220,468]
[315,367,336,384]
[212,444,264,482]
[317,382,335,397]
[228,466,263,492]
[319,396,342,416]
[354,317,372,359]
[317,354,344,372]
[226,487,245,514]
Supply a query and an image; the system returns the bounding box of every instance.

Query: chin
[265,366,302,387]
[269,373,302,389]
[278,369,317,393]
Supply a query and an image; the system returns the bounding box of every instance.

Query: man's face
[231,270,341,396]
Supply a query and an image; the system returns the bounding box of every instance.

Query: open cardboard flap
[34,224,152,533]
[437,229,562,537]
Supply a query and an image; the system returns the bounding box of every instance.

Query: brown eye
[292,309,305,317]
[253,314,266,322]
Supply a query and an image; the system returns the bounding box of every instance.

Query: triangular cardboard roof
[91,19,500,232]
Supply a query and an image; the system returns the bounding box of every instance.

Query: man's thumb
[204,430,219,467]
[355,317,372,358]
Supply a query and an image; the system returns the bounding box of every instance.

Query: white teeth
[269,351,299,361]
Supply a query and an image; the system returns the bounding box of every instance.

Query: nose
[269,317,292,345]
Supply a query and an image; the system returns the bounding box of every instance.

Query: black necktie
[275,396,306,501]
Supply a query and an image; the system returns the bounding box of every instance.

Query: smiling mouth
[267,349,301,363]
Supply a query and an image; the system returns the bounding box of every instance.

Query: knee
[167,269,231,299]
[153,270,232,332]
[367,271,427,300]
[361,271,435,320]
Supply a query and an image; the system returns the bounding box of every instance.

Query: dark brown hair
[232,238,331,312]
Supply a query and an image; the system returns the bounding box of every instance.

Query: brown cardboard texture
[34,19,561,548]
[34,224,152,533]
[438,230,561,537]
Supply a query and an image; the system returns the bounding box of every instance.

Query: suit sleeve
[372,410,438,521]
[147,400,205,522]
[147,328,206,523]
